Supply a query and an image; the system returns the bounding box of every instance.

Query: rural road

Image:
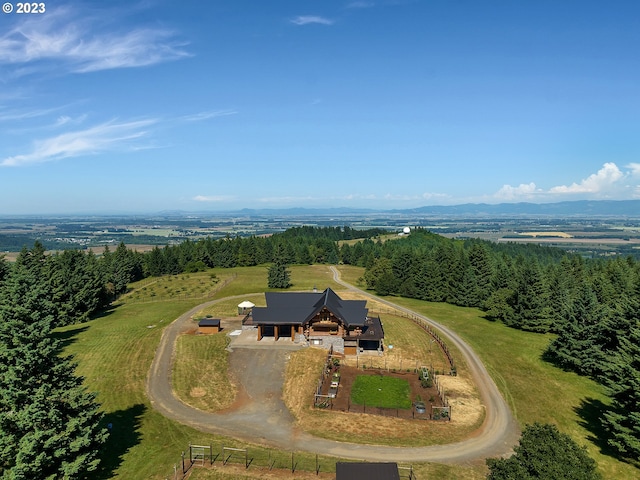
[146,269,520,464]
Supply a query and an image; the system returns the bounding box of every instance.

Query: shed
[198,318,221,334]
[237,300,255,315]
[336,462,400,480]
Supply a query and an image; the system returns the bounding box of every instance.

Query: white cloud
[290,16,334,26]
[549,162,624,194]
[626,163,640,177]
[491,162,640,202]
[0,7,190,74]
[494,182,540,200]
[1,119,156,167]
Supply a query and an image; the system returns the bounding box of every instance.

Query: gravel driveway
[146,278,520,463]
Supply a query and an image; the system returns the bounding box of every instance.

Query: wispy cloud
[0,106,61,122]
[193,195,237,203]
[290,16,335,26]
[1,119,157,167]
[0,6,191,74]
[179,110,237,122]
[346,1,375,8]
[52,114,87,128]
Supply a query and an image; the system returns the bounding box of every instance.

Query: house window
[311,339,323,346]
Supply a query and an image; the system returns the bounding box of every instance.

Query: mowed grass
[173,332,236,412]
[350,375,412,409]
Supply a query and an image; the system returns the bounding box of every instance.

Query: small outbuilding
[197,318,221,334]
[336,462,400,480]
[237,300,255,315]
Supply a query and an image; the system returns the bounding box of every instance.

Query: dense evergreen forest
[0,225,638,471]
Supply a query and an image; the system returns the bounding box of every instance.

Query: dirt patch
[190,387,207,398]
[436,375,483,427]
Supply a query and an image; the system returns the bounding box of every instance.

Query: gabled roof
[251,288,368,327]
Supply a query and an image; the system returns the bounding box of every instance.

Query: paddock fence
[165,442,417,479]
[369,306,456,375]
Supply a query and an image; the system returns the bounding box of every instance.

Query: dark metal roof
[198,318,220,327]
[336,462,400,480]
[251,288,368,327]
[354,316,384,341]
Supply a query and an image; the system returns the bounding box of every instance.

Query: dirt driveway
[147,287,520,463]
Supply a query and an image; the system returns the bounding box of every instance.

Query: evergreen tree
[545,284,609,378]
[509,259,550,332]
[0,250,107,478]
[267,261,291,289]
[486,423,601,480]
[601,324,640,460]
[468,242,494,304]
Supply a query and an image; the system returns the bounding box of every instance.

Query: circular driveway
[146,272,520,463]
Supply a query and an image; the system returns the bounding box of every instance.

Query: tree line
[357,229,640,463]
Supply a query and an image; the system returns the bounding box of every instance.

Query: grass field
[54,264,640,479]
[173,332,236,412]
[350,375,412,409]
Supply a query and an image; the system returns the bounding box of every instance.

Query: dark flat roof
[198,318,220,327]
[336,462,400,480]
[354,316,384,341]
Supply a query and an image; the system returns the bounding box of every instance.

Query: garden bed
[319,364,445,420]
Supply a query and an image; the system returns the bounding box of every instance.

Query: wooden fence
[369,306,456,375]
[165,441,383,479]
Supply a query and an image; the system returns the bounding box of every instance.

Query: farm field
[54,264,640,479]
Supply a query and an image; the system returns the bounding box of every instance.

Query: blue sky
[1,0,639,214]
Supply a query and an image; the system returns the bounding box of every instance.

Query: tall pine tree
[0,246,107,478]
[601,324,640,460]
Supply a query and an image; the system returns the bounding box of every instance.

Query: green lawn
[350,375,412,409]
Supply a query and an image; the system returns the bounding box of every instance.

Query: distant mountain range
[185,200,640,218]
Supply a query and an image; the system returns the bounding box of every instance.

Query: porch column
[257,325,263,341]
[274,325,279,341]
[291,325,295,341]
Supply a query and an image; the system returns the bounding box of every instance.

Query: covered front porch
[257,324,302,341]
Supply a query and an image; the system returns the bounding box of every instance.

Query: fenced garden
[314,353,451,421]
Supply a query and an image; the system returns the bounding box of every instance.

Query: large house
[243,288,384,355]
